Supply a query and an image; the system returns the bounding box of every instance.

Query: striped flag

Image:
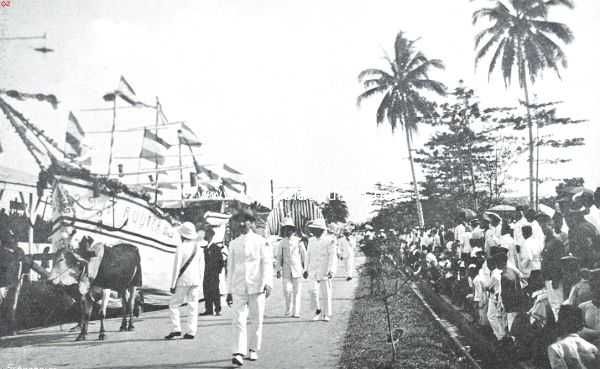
[192,158,220,180]
[65,112,84,157]
[178,123,202,146]
[223,164,242,175]
[103,76,142,106]
[139,128,171,165]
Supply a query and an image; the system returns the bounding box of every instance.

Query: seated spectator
[565,269,592,308]
[548,304,599,369]
[578,268,600,347]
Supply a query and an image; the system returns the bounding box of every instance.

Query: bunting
[178,123,202,147]
[65,112,84,157]
[139,128,171,165]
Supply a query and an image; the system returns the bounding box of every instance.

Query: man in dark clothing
[567,202,600,269]
[201,227,225,316]
[0,231,24,336]
[539,214,566,319]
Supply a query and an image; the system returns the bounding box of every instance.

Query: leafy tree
[321,198,349,224]
[473,0,575,207]
[357,31,447,227]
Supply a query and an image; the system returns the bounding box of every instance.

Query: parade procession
[1,1,600,369]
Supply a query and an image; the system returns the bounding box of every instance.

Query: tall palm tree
[357,31,447,227]
[473,0,574,208]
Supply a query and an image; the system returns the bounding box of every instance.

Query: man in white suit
[226,209,273,366]
[165,222,204,340]
[275,217,307,317]
[304,218,337,321]
[338,229,355,281]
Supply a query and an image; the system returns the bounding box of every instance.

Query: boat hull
[49,175,181,304]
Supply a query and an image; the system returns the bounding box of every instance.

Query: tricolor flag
[139,128,171,165]
[222,178,243,193]
[223,163,242,175]
[103,76,142,106]
[66,112,85,157]
[178,123,202,147]
[192,158,220,180]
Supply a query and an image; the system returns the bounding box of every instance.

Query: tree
[321,198,349,224]
[473,0,575,208]
[358,31,447,228]
[415,82,522,211]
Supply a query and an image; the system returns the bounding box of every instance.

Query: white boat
[47,169,180,302]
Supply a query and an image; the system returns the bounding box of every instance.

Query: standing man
[304,219,337,322]
[226,209,273,366]
[567,200,600,269]
[274,217,306,317]
[338,229,355,281]
[201,227,225,316]
[165,222,203,340]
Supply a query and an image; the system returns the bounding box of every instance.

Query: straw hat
[178,222,198,240]
[308,218,327,230]
[281,217,295,229]
[483,211,501,223]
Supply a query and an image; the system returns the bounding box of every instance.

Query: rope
[0,97,44,170]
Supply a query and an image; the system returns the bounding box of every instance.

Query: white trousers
[168,285,200,335]
[343,256,354,278]
[232,293,265,355]
[310,279,332,317]
[487,296,507,340]
[545,280,564,321]
[282,277,302,316]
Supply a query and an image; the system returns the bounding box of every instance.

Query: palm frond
[357,85,389,107]
[544,0,574,9]
[472,2,511,25]
[475,26,507,65]
[376,92,394,125]
[487,38,507,82]
[412,79,447,96]
[531,20,574,44]
[358,68,391,82]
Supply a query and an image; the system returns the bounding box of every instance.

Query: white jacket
[338,236,355,261]
[275,236,307,279]
[305,235,337,281]
[170,239,204,289]
[227,230,273,296]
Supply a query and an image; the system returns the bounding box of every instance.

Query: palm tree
[473,0,574,208]
[357,31,447,227]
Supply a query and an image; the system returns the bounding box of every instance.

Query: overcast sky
[0,0,599,221]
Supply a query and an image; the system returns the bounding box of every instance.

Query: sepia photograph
[1,1,599,368]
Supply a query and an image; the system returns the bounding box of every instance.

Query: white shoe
[232,354,244,366]
[248,350,258,361]
[321,315,330,322]
[292,314,301,318]
[312,313,322,321]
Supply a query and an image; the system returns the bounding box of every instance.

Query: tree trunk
[405,128,424,227]
[518,43,535,209]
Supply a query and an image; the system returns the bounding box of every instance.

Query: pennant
[139,128,171,165]
[65,112,85,157]
[223,164,242,175]
[222,178,242,193]
[103,76,142,106]
[178,123,202,147]
[192,158,219,180]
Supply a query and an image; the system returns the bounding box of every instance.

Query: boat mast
[178,136,185,209]
[107,95,117,176]
[154,97,160,204]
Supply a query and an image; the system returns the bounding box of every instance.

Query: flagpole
[178,141,185,209]
[154,97,160,204]
[107,96,117,176]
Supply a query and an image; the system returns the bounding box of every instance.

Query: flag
[192,157,219,180]
[103,76,142,106]
[223,164,242,175]
[178,123,202,146]
[140,128,171,165]
[222,178,242,193]
[66,112,84,157]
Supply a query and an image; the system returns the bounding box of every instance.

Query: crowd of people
[396,188,600,368]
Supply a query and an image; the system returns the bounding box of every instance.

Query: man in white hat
[165,222,203,340]
[274,217,307,317]
[338,229,356,281]
[304,218,337,321]
[226,209,273,366]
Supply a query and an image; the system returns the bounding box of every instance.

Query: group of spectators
[398,188,600,368]
[0,207,51,244]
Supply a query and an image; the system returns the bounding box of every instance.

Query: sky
[0,0,599,221]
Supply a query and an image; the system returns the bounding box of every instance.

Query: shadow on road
[0,332,76,348]
[92,358,234,369]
